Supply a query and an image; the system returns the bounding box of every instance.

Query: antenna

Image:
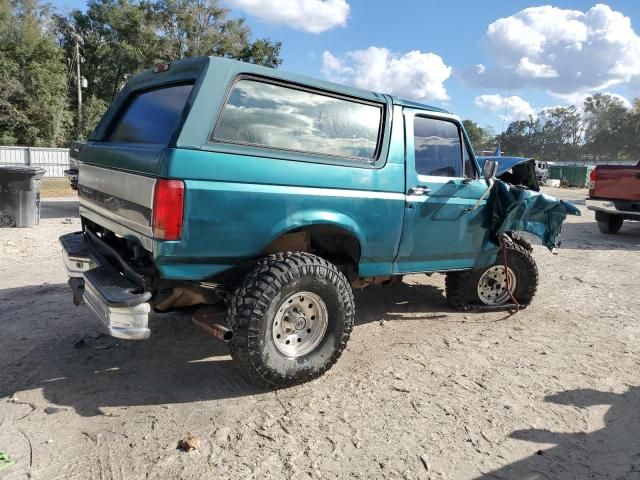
[500,88,512,134]
[495,85,514,157]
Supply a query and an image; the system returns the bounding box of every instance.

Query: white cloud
[466,4,640,95]
[226,0,349,33]
[608,93,633,109]
[321,51,353,76]
[551,90,632,109]
[322,47,452,102]
[516,57,558,79]
[475,94,535,121]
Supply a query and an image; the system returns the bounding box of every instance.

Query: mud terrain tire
[227,252,355,387]
[446,242,539,310]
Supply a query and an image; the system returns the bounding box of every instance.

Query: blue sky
[49,0,640,131]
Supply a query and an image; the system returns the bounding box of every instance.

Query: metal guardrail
[0,146,70,178]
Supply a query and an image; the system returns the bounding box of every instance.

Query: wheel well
[262,225,361,271]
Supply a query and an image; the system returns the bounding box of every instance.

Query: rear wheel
[446,241,538,310]
[596,213,623,234]
[227,252,355,387]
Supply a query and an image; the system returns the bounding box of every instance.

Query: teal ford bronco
[60,56,578,386]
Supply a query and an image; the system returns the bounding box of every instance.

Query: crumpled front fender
[489,180,581,250]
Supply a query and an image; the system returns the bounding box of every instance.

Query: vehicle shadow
[0,284,266,416]
[354,280,461,325]
[476,387,640,480]
[0,279,462,416]
[39,199,79,219]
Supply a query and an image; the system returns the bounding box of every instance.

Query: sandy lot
[1,187,639,480]
[40,178,78,198]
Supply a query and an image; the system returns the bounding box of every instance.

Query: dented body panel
[490,181,581,250]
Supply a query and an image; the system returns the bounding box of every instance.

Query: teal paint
[78,56,577,282]
[394,108,496,274]
[490,181,581,250]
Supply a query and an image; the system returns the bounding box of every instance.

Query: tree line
[2,0,637,160]
[464,93,640,163]
[0,0,281,147]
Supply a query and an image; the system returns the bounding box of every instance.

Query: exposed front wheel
[446,241,539,310]
[227,252,355,387]
[596,213,623,234]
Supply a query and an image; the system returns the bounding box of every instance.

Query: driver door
[394,109,492,273]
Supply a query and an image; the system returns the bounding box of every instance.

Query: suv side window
[213,78,383,161]
[414,116,463,177]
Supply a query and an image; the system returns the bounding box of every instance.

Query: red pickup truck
[587,161,640,233]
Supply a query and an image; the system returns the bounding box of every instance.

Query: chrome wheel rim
[272,291,328,358]
[477,266,517,305]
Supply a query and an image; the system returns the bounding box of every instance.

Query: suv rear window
[108,84,193,144]
[212,79,382,161]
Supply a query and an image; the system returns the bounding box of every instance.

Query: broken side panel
[489,180,581,250]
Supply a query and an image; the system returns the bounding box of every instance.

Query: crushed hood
[477,156,539,191]
[477,155,532,176]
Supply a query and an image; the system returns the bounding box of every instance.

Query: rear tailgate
[78,163,157,249]
[592,164,640,201]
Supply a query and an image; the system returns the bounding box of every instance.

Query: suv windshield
[108,84,193,144]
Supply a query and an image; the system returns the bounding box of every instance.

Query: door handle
[408,186,431,196]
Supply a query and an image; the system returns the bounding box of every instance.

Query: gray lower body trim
[80,204,154,252]
[79,164,156,207]
[79,164,156,238]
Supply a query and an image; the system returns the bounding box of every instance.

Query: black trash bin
[0,165,46,227]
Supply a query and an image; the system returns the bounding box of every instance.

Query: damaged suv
[60,56,579,386]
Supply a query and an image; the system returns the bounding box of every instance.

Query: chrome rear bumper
[60,232,152,340]
[586,198,640,219]
[83,280,151,340]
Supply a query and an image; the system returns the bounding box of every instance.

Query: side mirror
[482,159,499,180]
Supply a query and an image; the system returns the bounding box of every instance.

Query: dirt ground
[40,178,77,198]
[1,187,639,480]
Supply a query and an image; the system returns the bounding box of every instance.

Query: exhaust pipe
[193,307,233,343]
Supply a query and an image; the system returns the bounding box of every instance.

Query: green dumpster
[547,165,593,188]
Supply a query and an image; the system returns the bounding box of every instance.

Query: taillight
[153,179,184,240]
[589,169,597,190]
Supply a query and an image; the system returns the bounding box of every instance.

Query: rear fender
[268,210,365,255]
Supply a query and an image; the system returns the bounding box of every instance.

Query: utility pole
[75,39,82,134]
